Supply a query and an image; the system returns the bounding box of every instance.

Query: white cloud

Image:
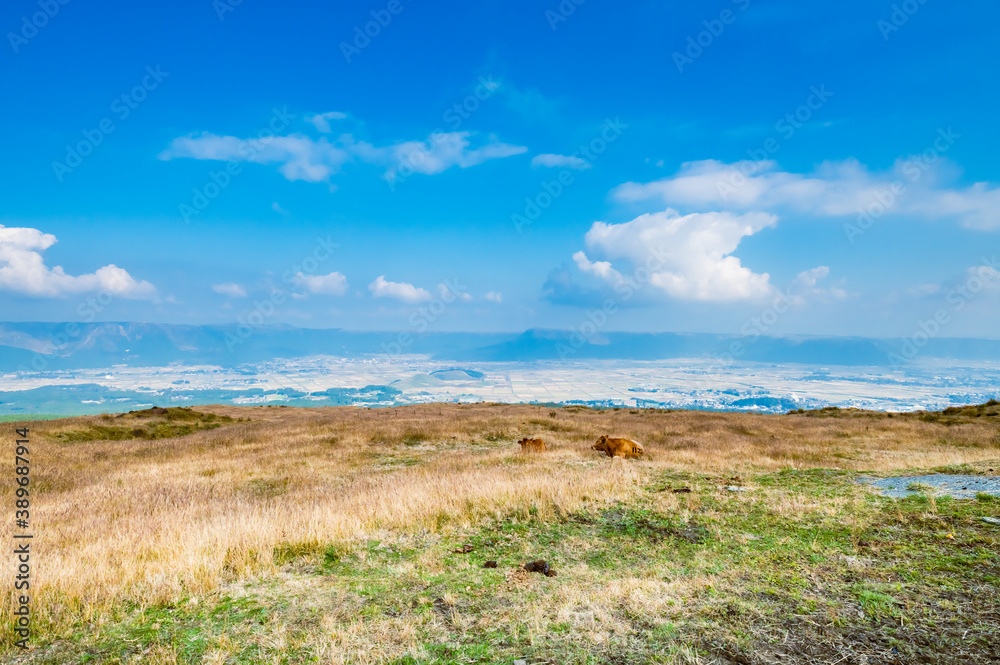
[376,132,527,182]
[792,266,830,290]
[296,271,349,296]
[161,127,526,185]
[212,282,247,298]
[0,225,156,300]
[612,157,1000,229]
[575,209,778,302]
[306,111,347,133]
[436,283,472,302]
[271,201,289,215]
[788,266,847,303]
[484,291,503,303]
[160,133,351,183]
[368,275,432,303]
[531,153,591,170]
[573,251,625,284]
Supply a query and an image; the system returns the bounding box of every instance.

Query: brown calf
[517,437,546,452]
[592,435,644,458]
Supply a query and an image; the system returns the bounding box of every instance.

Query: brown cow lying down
[592,435,644,458]
[518,437,546,452]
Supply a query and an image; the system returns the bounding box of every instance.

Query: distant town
[4,354,998,416]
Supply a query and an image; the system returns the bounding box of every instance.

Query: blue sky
[2,0,999,338]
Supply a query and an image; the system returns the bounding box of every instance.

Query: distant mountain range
[3,322,1000,370]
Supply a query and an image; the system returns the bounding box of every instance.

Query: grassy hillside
[3,403,999,663]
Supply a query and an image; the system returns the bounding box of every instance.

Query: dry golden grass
[3,402,999,660]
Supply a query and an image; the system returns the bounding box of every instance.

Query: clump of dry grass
[2,402,998,651]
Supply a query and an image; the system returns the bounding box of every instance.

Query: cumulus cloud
[306,111,347,133]
[573,251,625,284]
[531,153,591,170]
[484,291,503,303]
[574,209,779,302]
[368,276,432,303]
[296,271,349,296]
[0,225,156,299]
[612,155,1000,229]
[212,282,247,298]
[161,126,526,185]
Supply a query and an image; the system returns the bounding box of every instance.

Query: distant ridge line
[2,322,1000,370]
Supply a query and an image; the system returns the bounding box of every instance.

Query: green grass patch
[854,583,903,621]
[50,408,234,443]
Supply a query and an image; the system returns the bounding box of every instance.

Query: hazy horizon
[6,319,1000,341]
